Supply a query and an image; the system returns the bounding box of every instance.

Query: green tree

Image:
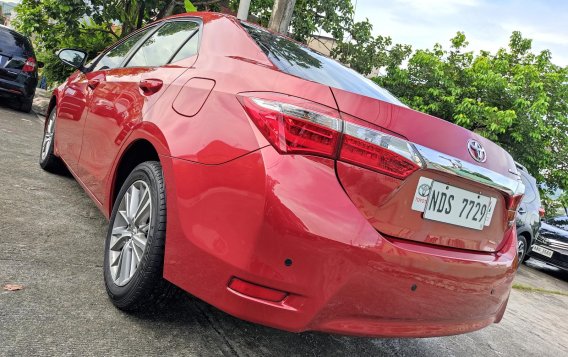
[330,19,411,75]
[231,0,354,43]
[229,0,407,75]
[14,0,226,84]
[374,31,568,191]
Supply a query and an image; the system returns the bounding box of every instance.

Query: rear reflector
[240,96,423,179]
[228,278,287,302]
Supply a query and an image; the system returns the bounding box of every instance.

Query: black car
[530,217,568,271]
[0,25,42,112]
[515,162,544,263]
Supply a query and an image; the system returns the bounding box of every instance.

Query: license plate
[531,245,553,258]
[411,177,496,230]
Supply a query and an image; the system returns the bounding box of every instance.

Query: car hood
[539,222,568,240]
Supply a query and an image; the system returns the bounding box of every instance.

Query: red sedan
[40,12,524,337]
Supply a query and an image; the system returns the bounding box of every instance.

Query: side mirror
[57,48,88,71]
[37,61,45,69]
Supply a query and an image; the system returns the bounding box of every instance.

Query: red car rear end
[160,17,524,337]
[46,13,524,338]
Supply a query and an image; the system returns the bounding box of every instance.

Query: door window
[126,21,199,68]
[92,27,154,72]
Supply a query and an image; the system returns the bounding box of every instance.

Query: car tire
[517,235,528,267]
[39,106,64,173]
[19,95,33,113]
[103,161,178,311]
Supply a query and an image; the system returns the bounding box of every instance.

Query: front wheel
[103,161,177,311]
[39,106,63,173]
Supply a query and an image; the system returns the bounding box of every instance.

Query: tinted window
[127,21,199,68]
[0,29,34,57]
[242,23,404,106]
[92,27,153,71]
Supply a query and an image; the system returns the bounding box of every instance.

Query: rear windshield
[0,28,34,57]
[241,22,404,106]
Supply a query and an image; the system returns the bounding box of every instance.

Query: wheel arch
[45,95,57,128]
[109,139,160,215]
[517,228,533,246]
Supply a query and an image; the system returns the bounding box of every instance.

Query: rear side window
[0,29,34,57]
[241,23,404,106]
[127,21,199,68]
[92,27,154,71]
[520,173,537,203]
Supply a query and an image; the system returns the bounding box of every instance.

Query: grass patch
[512,283,568,297]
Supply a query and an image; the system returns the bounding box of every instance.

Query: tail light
[22,57,37,72]
[506,193,524,226]
[240,96,423,179]
[539,207,545,218]
[341,122,422,179]
[241,97,342,157]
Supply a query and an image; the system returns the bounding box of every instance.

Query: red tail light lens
[241,97,342,156]
[539,207,545,218]
[22,57,37,72]
[506,193,524,226]
[340,122,422,179]
[240,96,423,179]
[507,194,524,211]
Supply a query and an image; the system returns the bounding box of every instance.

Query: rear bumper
[0,77,35,99]
[161,146,517,337]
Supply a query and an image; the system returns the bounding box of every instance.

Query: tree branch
[80,26,119,40]
[194,0,224,5]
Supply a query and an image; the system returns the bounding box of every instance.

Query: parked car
[40,13,525,338]
[0,25,42,112]
[530,216,568,271]
[514,162,544,264]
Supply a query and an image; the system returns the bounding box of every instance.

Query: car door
[56,27,153,171]
[78,20,201,204]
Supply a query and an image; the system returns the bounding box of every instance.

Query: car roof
[0,25,29,39]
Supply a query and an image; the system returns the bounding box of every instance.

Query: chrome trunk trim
[413,144,524,196]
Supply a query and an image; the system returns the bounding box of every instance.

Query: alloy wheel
[41,110,56,161]
[108,180,152,286]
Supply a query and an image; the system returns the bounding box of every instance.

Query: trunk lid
[331,87,522,252]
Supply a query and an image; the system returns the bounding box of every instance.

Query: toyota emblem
[418,184,431,197]
[467,139,487,163]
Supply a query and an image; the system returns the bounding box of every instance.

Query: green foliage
[231,0,354,43]
[13,0,191,84]
[541,192,567,219]
[184,0,197,12]
[330,19,411,75]
[374,31,568,191]
[230,0,407,75]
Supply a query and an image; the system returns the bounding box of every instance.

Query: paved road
[1,101,567,356]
